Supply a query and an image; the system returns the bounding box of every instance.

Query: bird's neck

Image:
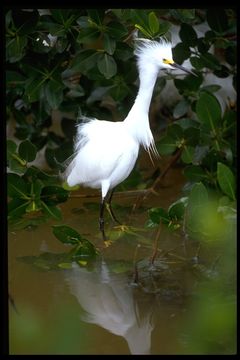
[124,65,158,149]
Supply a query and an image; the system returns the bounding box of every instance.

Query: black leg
[106,190,121,225]
[99,198,107,241]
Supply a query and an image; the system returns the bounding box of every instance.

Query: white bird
[64,39,193,241]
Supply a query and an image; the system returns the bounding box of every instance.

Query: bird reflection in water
[64,260,153,355]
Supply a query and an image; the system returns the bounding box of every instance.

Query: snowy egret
[64,39,193,240]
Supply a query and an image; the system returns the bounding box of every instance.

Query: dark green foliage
[6,9,236,246]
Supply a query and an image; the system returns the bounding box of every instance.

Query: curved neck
[124,64,158,149]
[127,64,158,117]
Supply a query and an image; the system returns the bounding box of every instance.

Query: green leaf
[184,127,200,146]
[173,99,189,119]
[158,20,171,36]
[186,182,209,234]
[8,158,26,174]
[169,9,195,23]
[8,173,29,199]
[190,56,205,70]
[200,85,221,94]
[196,92,222,131]
[87,9,105,25]
[174,74,203,94]
[134,24,151,38]
[18,140,37,162]
[103,34,116,55]
[41,202,62,220]
[199,53,221,71]
[52,225,98,257]
[24,77,44,103]
[148,12,159,34]
[28,179,43,199]
[41,186,69,205]
[184,165,207,181]
[197,37,211,54]
[6,36,27,63]
[157,135,177,155]
[172,43,190,65]
[7,140,17,162]
[71,49,98,72]
[6,70,26,88]
[115,42,133,61]
[51,9,75,24]
[206,9,228,34]
[52,225,84,245]
[77,27,100,44]
[168,123,184,140]
[130,9,149,30]
[8,198,29,219]
[179,23,198,47]
[168,197,188,220]
[181,145,195,164]
[76,16,89,28]
[106,21,128,39]
[97,53,117,79]
[17,12,39,35]
[217,162,236,200]
[149,207,169,225]
[45,80,64,109]
[26,200,42,213]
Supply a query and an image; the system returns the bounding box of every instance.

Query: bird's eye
[163,58,174,65]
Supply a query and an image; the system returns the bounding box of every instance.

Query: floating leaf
[52,225,98,257]
[52,225,85,245]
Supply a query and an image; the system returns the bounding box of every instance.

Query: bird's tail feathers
[59,152,77,182]
[146,141,160,167]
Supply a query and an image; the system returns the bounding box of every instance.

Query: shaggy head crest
[134,38,174,70]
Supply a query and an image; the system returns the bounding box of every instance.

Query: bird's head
[135,38,194,75]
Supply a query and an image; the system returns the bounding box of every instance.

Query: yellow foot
[113,224,129,232]
[103,239,113,248]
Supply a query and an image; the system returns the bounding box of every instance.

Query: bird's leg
[106,190,121,225]
[99,198,107,241]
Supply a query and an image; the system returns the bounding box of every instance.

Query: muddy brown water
[8,166,233,354]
